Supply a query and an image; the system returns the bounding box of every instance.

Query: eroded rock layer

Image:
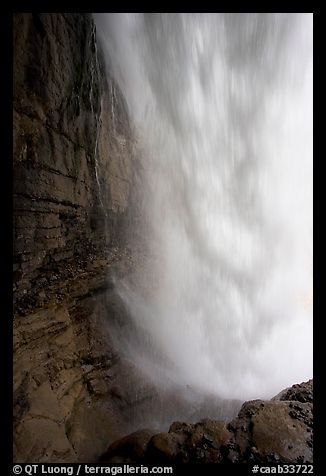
[13,13,139,315]
[13,12,145,463]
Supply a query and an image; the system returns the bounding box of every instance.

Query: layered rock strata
[13,13,144,463]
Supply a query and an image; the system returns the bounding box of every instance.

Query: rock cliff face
[100,380,313,464]
[13,12,138,315]
[13,12,146,463]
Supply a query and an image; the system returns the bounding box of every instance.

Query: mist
[94,13,313,402]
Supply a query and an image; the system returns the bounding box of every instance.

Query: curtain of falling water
[94,13,313,401]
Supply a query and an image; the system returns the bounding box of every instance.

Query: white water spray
[95,13,313,401]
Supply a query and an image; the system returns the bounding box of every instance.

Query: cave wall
[13,13,147,463]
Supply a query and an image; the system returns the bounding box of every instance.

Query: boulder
[99,380,313,464]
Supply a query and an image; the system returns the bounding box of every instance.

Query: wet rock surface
[100,380,313,464]
[272,379,313,404]
[13,13,146,463]
[13,13,140,316]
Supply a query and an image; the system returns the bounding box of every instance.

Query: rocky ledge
[100,380,313,464]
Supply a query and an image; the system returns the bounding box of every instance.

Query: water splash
[110,81,117,136]
[89,24,107,216]
[94,13,313,401]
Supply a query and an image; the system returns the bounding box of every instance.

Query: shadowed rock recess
[13,13,313,464]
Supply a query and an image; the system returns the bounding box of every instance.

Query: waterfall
[89,24,106,216]
[94,13,313,401]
